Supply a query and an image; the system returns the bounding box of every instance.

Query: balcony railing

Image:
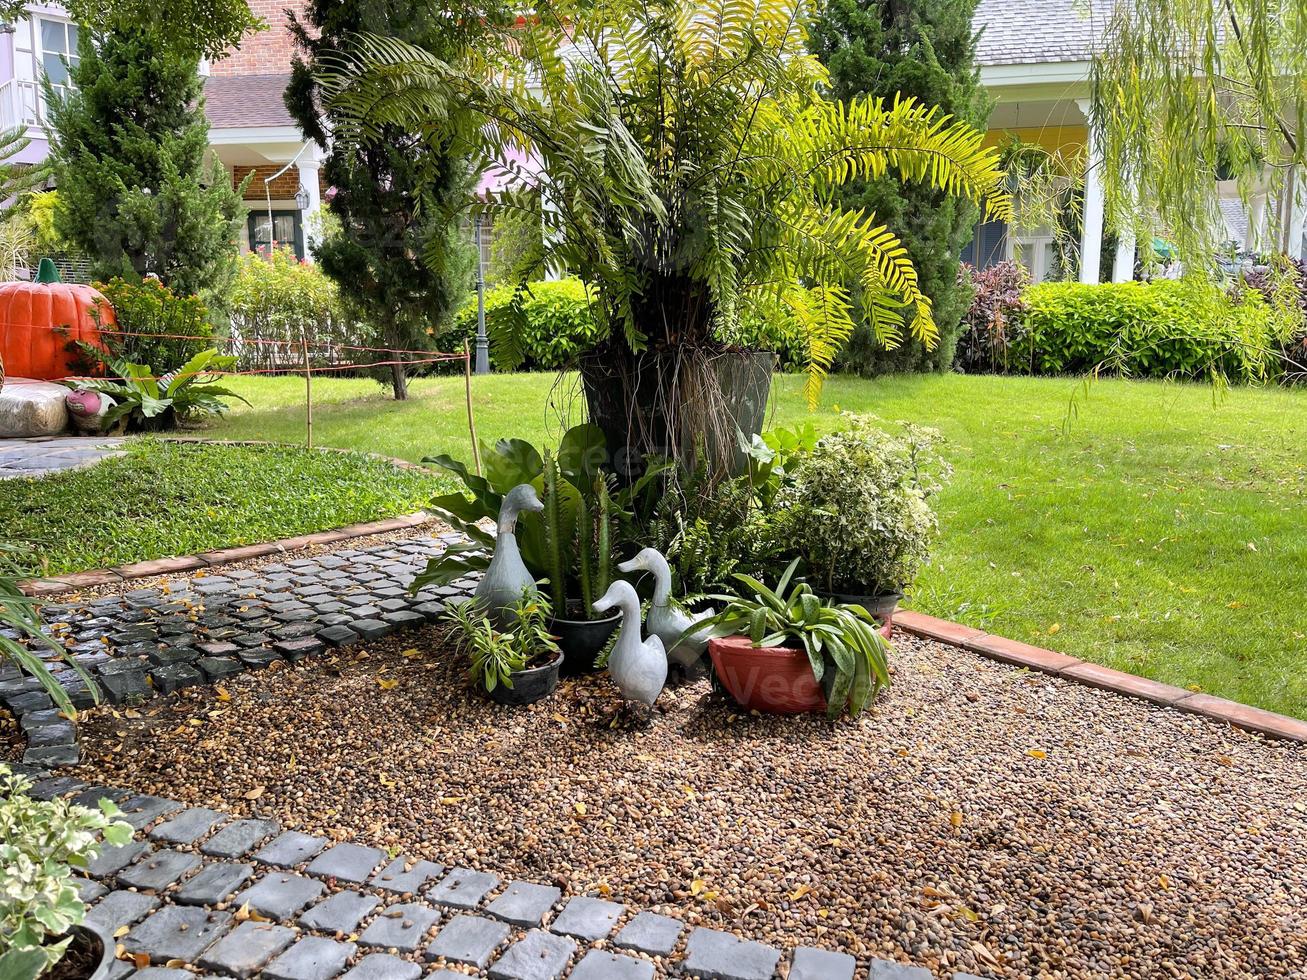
[0,78,68,131]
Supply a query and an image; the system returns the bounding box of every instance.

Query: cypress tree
[810,0,991,373]
[45,21,245,299]
[286,1,493,400]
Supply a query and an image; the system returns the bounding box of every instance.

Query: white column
[297,157,322,259]
[1076,99,1104,284]
[1248,193,1267,252]
[1287,174,1306,259]
[1112,225,1136,282]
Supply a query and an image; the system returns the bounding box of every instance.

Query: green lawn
[3,439,434,578]
[203,371,1307,719]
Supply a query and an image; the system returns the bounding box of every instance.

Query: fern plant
[317,0,1012,422]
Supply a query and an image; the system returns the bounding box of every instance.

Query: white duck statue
[593,579,667,707]
[617,547,714,669]
[475,483,542,626]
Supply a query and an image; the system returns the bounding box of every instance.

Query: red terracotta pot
[708,636,826,714]
[708,620,894,715]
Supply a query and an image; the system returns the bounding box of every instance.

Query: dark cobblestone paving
[1,535,471,766]
[5,537,980,978]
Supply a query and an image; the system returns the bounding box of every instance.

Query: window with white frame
[1008,232,1059,284]
[6,13,79,126]
[37,17,80,87]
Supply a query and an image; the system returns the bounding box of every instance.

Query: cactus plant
[414,422,672,623]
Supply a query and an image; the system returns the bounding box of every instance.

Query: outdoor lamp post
[474,212,489,375]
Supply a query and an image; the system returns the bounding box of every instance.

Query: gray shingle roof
[974,0,1115,67]
[203,74,296,130]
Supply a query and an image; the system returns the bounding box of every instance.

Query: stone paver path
[5,765,961,980]
[2,534,467,766]
[0,435,127,478]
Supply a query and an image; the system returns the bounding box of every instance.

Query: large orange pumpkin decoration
[0,259,112,383]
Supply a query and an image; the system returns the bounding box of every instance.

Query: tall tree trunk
[390,360,409,400]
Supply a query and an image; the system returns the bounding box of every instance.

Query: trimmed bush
[990,278,1289,383]
[92,277,213,369]
[446,277,810,372]
[445,279,603,371]
[227,248,362,370]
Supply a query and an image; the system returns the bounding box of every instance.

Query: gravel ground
[1,707,21,761]
[72,627,1306,979]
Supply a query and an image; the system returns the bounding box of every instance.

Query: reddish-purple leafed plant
[955,260,1031,373]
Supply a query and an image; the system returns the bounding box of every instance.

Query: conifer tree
[810,0,991,373]
[45,21,245,299]
[286,0,496,399]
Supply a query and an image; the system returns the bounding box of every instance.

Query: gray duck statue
[593,579,667,707]
[618,547,715,669]
[475,483,543,626]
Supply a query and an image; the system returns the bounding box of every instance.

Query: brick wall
[233,165,301,201]
[210,0,310,76]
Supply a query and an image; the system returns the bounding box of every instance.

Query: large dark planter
[579,348,774,480]
[814,589,900,639]
[549,609,621,676]
[708,636,826,714]
[485,651,563,706]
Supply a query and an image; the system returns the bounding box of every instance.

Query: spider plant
[445,591,561,693]
[687,559,891,718]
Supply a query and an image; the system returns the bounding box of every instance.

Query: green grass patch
[3,439,435,578]
[203,371,1306,719]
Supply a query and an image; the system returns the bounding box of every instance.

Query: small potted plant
[688,560,892,717]
[774,417,949,630]
[444,592,564,705]
[0,763,133,980]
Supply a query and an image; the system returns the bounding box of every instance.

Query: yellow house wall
[981,125,1087,157]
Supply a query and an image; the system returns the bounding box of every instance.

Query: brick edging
[893,611,1307,744]
[18,438,439,598]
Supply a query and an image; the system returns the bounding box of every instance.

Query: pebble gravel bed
[68,623,1307,979]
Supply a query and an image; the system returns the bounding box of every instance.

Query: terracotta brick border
[19,438,438,598]
[894,611,1307,744]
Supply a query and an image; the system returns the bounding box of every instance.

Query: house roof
[974,0,1115,67]
[203,74,296,130]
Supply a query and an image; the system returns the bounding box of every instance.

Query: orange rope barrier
[1,353,469,386]
[58,324,466,358]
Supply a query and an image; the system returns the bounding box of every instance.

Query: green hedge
[444,279,605,370]
[1009,279,1289,383]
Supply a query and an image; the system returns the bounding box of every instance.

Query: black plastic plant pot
[485,651,564,706]
[549,609,621,676]
[813,589,902,638]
